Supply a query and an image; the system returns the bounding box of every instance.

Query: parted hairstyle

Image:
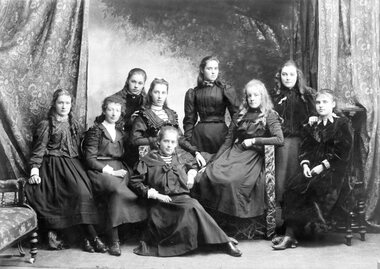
[124,68,147,87]
[237,79,275,126]
[145,78,169,109]
[197,55,220,87]
[47,89,78,137]
[94,95,126,129]
[157,125,179,142]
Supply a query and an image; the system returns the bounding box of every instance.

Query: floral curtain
[0,0,88,180]
[318,0,380,230]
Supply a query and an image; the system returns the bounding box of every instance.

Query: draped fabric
[318,0,380,230]
[0,0,88,179]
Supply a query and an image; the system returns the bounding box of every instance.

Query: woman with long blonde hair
[194,79,284,219]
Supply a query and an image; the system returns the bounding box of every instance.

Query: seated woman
[130,78,206,167]
[272,89,352,250]
[83,96,147,256]
[129,125,242,257]
[195,79,284,218]
[25,89,106,253]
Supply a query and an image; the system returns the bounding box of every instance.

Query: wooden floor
[1,232,379,269]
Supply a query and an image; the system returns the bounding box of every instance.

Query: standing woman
[111,68,147,167]
[25,89,106,253]
[83,96,147,256]
[271,60,316,207]
[183,56,240,155]
[130,78,200,163]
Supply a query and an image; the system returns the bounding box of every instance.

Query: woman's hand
[308,116,318,126]
[242,138,256,149]
[156,193,172,203]
[186,169,197,189]
[311,164,324,176]
[113,169,128,178]
[303,164,312,178]
[28,175,41,184]
[195,152,206,167]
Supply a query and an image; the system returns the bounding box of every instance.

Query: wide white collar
[317,113,339,126]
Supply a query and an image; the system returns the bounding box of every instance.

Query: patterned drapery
[318,0,380,229]
[0,0,88,179]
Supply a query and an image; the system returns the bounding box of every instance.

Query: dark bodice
[29,119,81,169]
[272,86,316,137]
[130,150,196,197]
[131,108,197,153]
[214,109,284,160]
[299,116,352,171]
[82,123,125,172]
[183,81,239,140]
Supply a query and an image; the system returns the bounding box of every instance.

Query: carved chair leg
[29,231,38,264]
[17,242,25,257]
[357,200,366,241]
[345,212,354,246]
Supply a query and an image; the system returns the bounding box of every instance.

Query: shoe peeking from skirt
[109,241,121,256]
[92,237,107,253]
[83,238,95,253]
[48,230,65,250]
[225,242,242,257]
[272,236,298,250]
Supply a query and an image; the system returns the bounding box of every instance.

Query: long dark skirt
[195,143,266,218]
[283,169,345,226]
[191,122,228,154]
[25,156,99,229]
[87,160,147,228]
[134,194,230,257]
[275,137,302,204]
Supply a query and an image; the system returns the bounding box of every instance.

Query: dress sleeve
[129,161,149,198]
[212,117,237,160]
[183,88,198,148]
[29,120,50,169]
[324,117,353,167]
[298,124,318,165]
[130,115,157,148]
[254,111,284,146]
[82,126,105,172]
[223,84,240,118]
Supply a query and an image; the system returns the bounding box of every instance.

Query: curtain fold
[0,0,88,179]
[318,0,380,230]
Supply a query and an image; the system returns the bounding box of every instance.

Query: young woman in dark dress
[83,96,148,256]
[129,125,242,257]
[272,89,352,250]
[183,56,240,157]
[271,60,316,206]
[25,89,106,253]
[130,78,200,164]
[111,68,147,167]
[195,79,284,218]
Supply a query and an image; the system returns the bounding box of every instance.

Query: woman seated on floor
[194,79,284,219]
[272,89,352,250]
[82,96,147,256]
[129,125,242,257]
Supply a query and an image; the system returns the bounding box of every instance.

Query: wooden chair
[0,178,38,263]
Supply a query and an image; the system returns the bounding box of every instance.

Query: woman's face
[281,65,297,89]
[159,130,178,156]
[104,102,122,124]
[246,87,262,109]
[202,60,219,82]
[127,73,145,95]
[316,94,335,117]
[55,95,72,117]
[151,83,168,107]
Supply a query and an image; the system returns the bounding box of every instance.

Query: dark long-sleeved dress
[183,81,240,154]
[25,118,99,229]
[131,107,197,154]
[271,86,316,203]
[129,150,230,257]
[111,87,146,167]
[282,116,352,226]
[83,123,147,228]
[195,109,284,218]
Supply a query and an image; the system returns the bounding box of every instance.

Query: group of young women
[25,56,352,257]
